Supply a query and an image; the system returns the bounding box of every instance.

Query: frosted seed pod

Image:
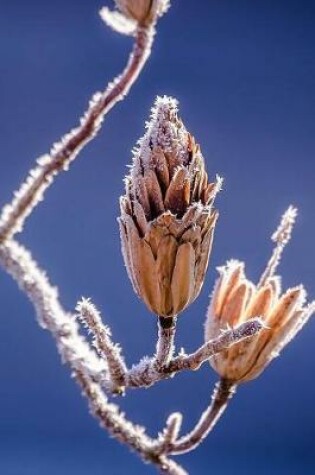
[119,96,221,317]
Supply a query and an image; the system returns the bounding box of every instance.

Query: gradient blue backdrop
[0,1,314,474]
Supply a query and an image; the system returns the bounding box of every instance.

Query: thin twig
[76,298,127,394]
[76,369,187,475]
[258,205,297,288]
[0,240,109,384]
[0,25,155,243]
[127,319,263,388]
[156,413,183,455]
[155,316,177,368]
[168,379,237,455]
[166,319,263,373]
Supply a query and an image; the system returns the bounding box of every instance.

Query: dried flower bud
[116,0,169,26]
[119,96,221,317]
[100,0,170,35]
[205,208,315,383]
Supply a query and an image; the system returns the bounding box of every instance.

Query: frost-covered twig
[76,368,187,475]
[0,239,187,474]
[126,319,263,388]
[258,205,297,288]
[0,23,155,243]
[156,413,183,455]
[166,319,263,373]
[76,298,127,394]
[167,379,237,455]
[0,240,109,385]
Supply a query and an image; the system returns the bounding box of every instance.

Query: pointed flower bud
[119,96,221,317]
[205,208,315,383]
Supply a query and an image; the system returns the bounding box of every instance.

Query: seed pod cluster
[119,96,221,317]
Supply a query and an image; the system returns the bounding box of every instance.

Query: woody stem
[156,316,177,367]
[0,25,155,243]
[168,378,237,455]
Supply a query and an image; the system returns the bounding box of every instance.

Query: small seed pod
[115,0,169,27]
[205,207,315,383]
[119,96,221,317]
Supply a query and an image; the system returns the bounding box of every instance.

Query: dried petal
[171,242,195,313]
[156,235,178,315]
[144,168,164,218]
[137,240,160,313]
[164,167,190,217]
[243,285,274,322]
[215,261,245,317]
[153,147,170,192]
[194,224,215,297]
[221,283,251,327]
[132,199,148,237]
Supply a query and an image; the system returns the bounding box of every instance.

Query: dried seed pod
[100,0,170,36]
[115,0,170,26]
[119,96,221,317]
[205,208,315,383]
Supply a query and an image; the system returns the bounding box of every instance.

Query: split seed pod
[100,1,170,36]
[115,0,170,26]
[205,207,315,383]
[119,96,221,317]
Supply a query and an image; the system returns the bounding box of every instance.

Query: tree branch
[126,319,263,388]
[0,240,109,384]
[166,319,263,373]
[76,298,127,394]
[75,368,187,475]
[156,413,183,455]
[0,25,155,243]
[155,316,177,368]
[0,238,187,474]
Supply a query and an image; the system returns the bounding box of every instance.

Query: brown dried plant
[0,2,313,474]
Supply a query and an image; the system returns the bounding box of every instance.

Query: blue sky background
[0,0,314,474]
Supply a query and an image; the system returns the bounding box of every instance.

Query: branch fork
[76,297,263,393]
